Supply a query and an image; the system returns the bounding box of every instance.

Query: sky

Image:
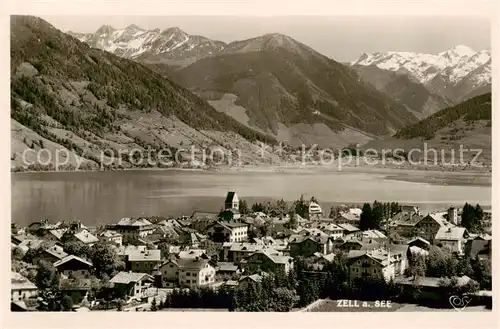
[41,15,491,62]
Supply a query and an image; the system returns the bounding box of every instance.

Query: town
[11,192,492,312]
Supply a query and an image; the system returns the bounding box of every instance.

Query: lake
[11,168,492,227]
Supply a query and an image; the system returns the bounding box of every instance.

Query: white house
[434,227,469,254]
[11,272,38,301]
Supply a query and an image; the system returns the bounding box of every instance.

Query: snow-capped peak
[69,24,227,63]
[351,45,491,87]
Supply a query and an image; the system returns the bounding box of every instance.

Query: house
[127,249,162,275]
[337,223,361,238]
[206,221,248,243]
[59,278,91,306]
[32,244,68,265]
[215,262,241,277]
[361,230,388,242]
[241,250,294,274]
[178,249,209,260]
[465,234,492,259]
[309,222,344,240]
[11,299,39,312]
[334,212,361,226]
[53,255,93,279]
[98,230,123,246]
[46,228,68,242]
[191,211,219,232]
[70,229,99,246]
[389,212,452,242]
[157,258,216,288]
[307,252,335,270]
[307,201,323,220]
[11,272,38,302]
[116,245,147,262]
[289,230,333,257]
[238,273,266,289]
[17,238,45,253]
[347,246,408,282]
[107,218,155,244]
[26,220,62,237]
[407,237,431,250]
[394,275,473,302]
[109,271,154,299]
[221,243,270,262]
[434,227,469,254]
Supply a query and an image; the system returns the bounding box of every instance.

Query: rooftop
[435,227,467,241]
[128,249,161,262]
[110,271,153,284]
[116,217,153,227]
[53,255,93,268]
[11,272,37,291]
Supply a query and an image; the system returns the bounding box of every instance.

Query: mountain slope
[351,64,451,117]
[352,46,491,103]
[394,93,491,140]
[173,33,418,147]
[10,16,280,170]
[361,93,492,164]
[68,25,226,68]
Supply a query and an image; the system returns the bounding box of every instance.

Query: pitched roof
[59,278,91,291]
[116,217,152,227]
[211,221,247,230]
[175,258,211,270]
[407,237,431,245]
[99,230,122,238]
[44,245,68,260]
[127,249,161,262]
[435,227,467,241]
[225,191,237,204]
[337,223,360,232]
[11,272,37,290]
[362,230,387,239]
[191,211,219,220]
[110,271,153,284]
[73,230,99,244]
[117,245,147,256]
[48,228,68,240]
[178,249,207,259]
[239,274,263,283]
[53,255,93,268]
[216,262,239,272]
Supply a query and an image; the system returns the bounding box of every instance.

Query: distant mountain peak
[125,24,144,31]
[351,45,491,96]
[95,24,115,35]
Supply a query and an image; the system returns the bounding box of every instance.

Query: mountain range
[11,17,492,170]
[69,25,422,147]
[10,16,281,170]
[351,45,491,104]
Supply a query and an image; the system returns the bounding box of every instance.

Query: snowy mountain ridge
[351,45,491,87]
[68,24,227,65]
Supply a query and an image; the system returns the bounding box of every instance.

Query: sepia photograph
[7,0,495,321]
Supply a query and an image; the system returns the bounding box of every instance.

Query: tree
[270,288,296,311]
[371,201,385,230]
[359,203,373,231]
[150,297,158,311]
[275,199,288,217]
[287,210,298,230]
[63,241,91,259]
[61,295,74,311]
[407,254,426,278]
[11,246,25,261]
[239,199,250,215]
[292,195,309,218]
[461,203,483,233]
[251,202,265,213]
[35,260,59,290]
[90,242,124,278]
